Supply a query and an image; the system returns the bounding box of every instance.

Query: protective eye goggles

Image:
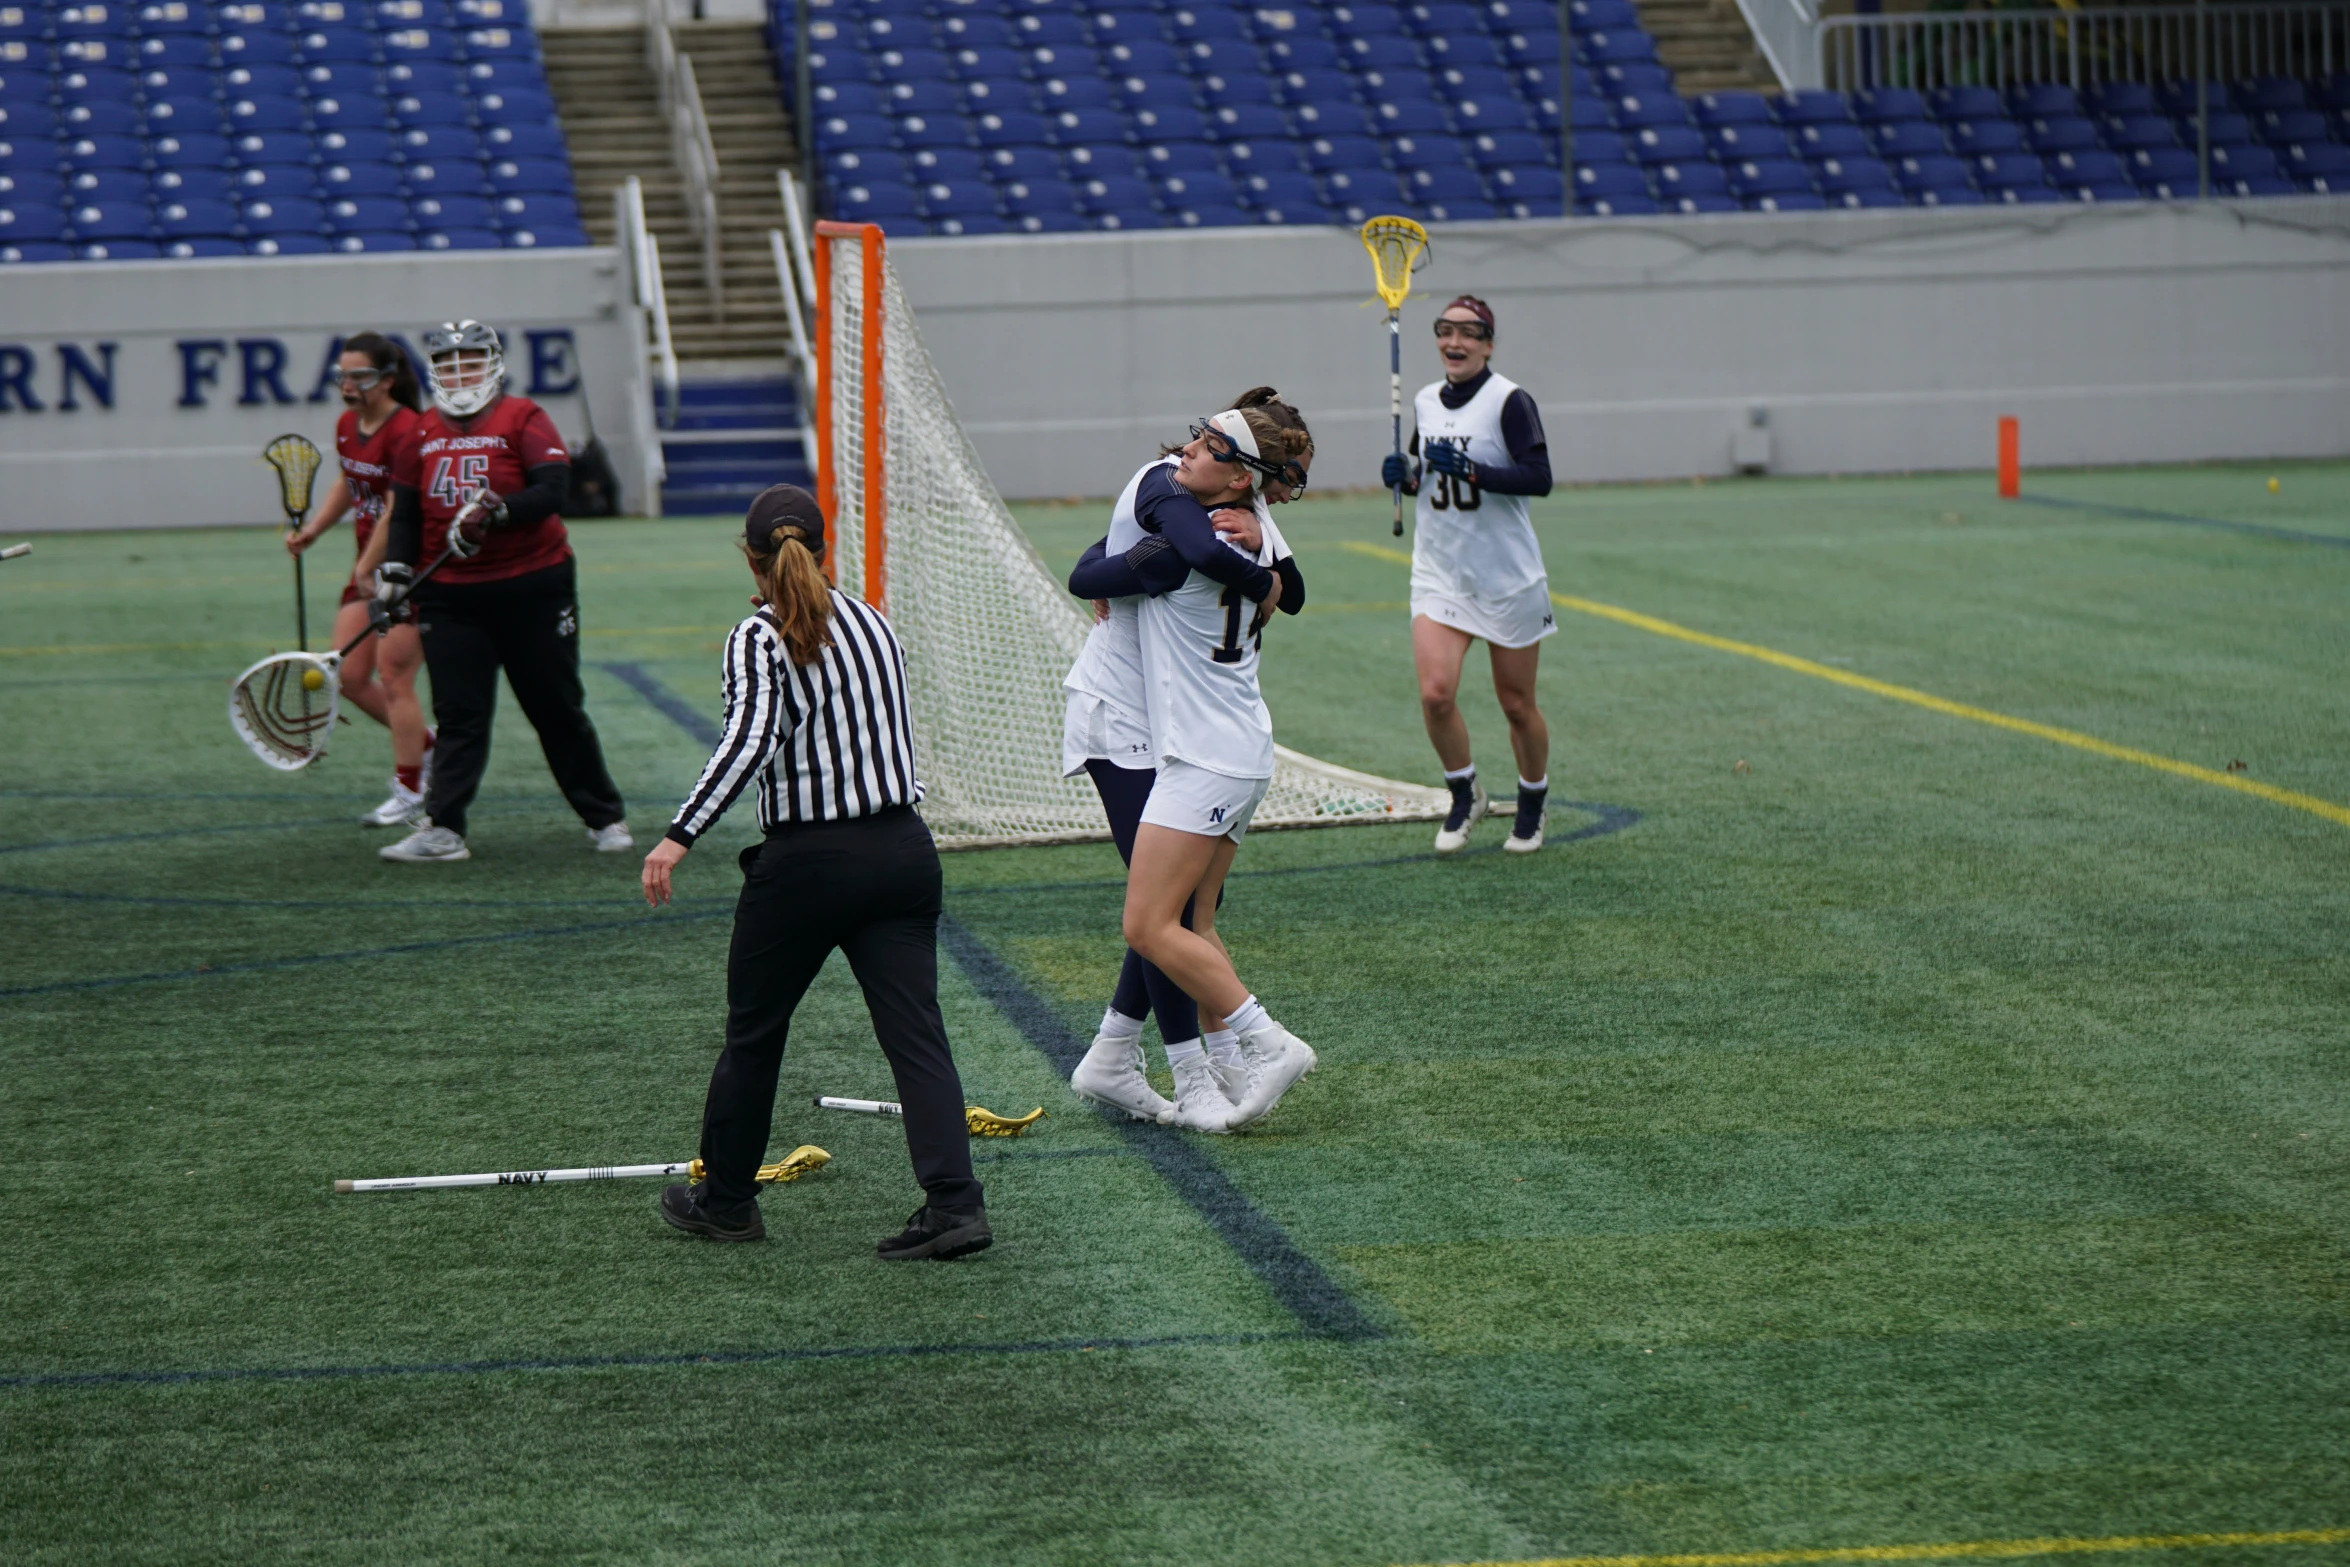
[1433,319,1493,342]
[1188,417,1289,486]
[336,367,388,389]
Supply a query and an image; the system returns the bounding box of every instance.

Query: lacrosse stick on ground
[263,434,323,650]
[336,1145,831,1194]
[227,533,465,770]
[1,544,30,562]
[1359,215,1431,537]
[816,1096,1046,1138]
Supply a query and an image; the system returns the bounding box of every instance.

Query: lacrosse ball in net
[301,668,326,691]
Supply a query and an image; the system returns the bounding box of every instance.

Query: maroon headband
[1441,295,1496,333]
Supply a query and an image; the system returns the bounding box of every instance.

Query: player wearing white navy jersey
[1062,402,1317,1134]
[1382,295,1558,855]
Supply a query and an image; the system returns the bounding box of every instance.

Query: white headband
[1207,408,1265,492]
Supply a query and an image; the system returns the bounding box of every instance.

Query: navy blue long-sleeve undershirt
[1067,466,1275,603]
[1400,368,1552,497]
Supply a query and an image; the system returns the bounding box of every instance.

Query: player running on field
[1065,405,1316,1134]
[374,320,630,864]
[1062,391,1312,1130]
[284,331,436,828]
[1381,294,1557,855]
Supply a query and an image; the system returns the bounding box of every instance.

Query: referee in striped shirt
[641,485,989,1261]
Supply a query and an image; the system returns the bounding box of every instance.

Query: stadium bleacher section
[0,0,585,262]
[774,0,2350,232]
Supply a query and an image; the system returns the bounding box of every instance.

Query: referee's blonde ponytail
[746,524,834,665]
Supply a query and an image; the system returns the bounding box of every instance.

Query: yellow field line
[1400,1527,2350,1567]
[1338,541,2350,831]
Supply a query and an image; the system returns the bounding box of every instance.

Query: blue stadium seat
[1576,191,1659,215]
[1027,42,1101,79]
[1649,159,1727,198]
[149,99,231,137]
[69,199,152,239]
[899,111,979,149]
[828,149,910,185]
[1949,119,2025,155]
[482,123,563,161]
[1241,169,1321,209]
[137,35,214,70]
[2148,79,2212,117]
[1063,143,1146,179]
[1775,89,1851,125]
[1181,36,1258,78]
[233,132,314,167]
[148,168,235,209]
[2231,77,2307,114]
[1629,123,1704,164]
[1092,205,1162,230]
[833,180,921,221]
[2277,140,2350,180]
[1830,187,1905,210]
[1595,60,1675,96]
[2024,116,2101,153]
[308,63,384,100]
[2189,111,2258,146]
[1001,175,1083,216]
[1210,101,1286,139]
[229,97,309,132]
[975,107,1053,144]
[0,172,62,206]
[1305,132,1384,172]
[403,157,485,193]
[1105,37,1185,76]
[335,229,415,250]
[1470,129,1551,169]
[1453,95,1532,134]
[1344,33,1423,70]
[1158,167,1243,207]
[1702,120,1787,160]
[492,191,574,229]
[816,81,886,117]
[80,239,164,258]
[151,132,235,166]
[1389,132,1474,169]
[1567,128,1627,161]
[1424,32,1505,71]
[1572,160,1647,199]
[983,144,1062,182]
[1725,157,1812,199]
[1691,91,1776,127]
[411,191,494,226]
[1374,97,1453,135]
[321,161,403,195]
[487,155,566,193]
[1018,13,1091,48]
[242,193,326,230]
[249,232,335,252]
[1293,100,1379,139]
[1168,201,1253,227]
[1746,191,1826,212]
[1811,154,1895,194]
[1791,121,1868,158]
[1403,162,1486,203]
[2211,174,2297,197]
[1224,138,1303,175]
[475,88,557,125]
[220,2,301,29]
[1406,2,1484,38]
[2044,148,2128,188]
[817,112,890,150]
[401,125,482,162]
[1924,85,2000,122]
[890,78,967,116]
[388,60,466,94]
[1613,92,1689,129]
[1871,120,1948,158]
[2253,108,2330,145]
[1198,69,1279,110]
[1,242,78,263]
[314,95,394,131]
[462,28,535,61]
[302,30,380,64]
[1581,29,1656,65]
[1850,88,1928,124]
[2102,113,2176,150]
[220,31,300,65]
[1565,0,1637,30]
[62,101,143,135]
[1323,164,1402,205]
[1915,185,1986,206]
[1890,153,1973,196]
[164,236,247,255]
[1264,32,1342,72]
[919,178,996,218]
[329,193,409,230]
[2082,81,2155,117]
[0,204,69,241]
[1329,1,1408,37]
[938,12,1015,48]
[59,67,141,102]
[1055,105,1132,142]
[65,135,149,169]
[235,162,319,198]
[226,65,309,99]
[1076,173,1154,213]
[1971,152,2050,191]
[68,168,148,203]
[1136,141,1217,179]
[395,93,475,129]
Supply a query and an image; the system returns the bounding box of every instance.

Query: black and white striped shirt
[664,590,924,844]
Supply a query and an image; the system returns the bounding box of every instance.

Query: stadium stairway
[543,22,811,511]
[1633,0,1776,93]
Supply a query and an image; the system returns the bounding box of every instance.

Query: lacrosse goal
[810,220,1450,849]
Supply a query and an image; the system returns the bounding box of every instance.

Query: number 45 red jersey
[390,394,572,584]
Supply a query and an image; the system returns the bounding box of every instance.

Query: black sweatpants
[413,559,625,838]
[699,806,983,1214]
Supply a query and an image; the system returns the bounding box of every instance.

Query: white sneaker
[359,778,426,828]
[1503,807,1546,854]
[588,821,635,852]
[1169,1053,1237,1134]
[1206,1048,1250,1103]
[1070,1031,1174,1124]
[1227,1023,1316,1129]
[380,823,469,863]
[1434,780,1487,855]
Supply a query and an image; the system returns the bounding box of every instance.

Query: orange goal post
[809,220,1450,849]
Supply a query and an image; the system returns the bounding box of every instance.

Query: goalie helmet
[424,319,505,420]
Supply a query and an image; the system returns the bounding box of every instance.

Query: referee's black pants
[414,559,625,838]
[700,806,983,1215]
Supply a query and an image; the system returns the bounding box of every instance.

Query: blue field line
[0,908,728,999]
[937,913,1385,1343]
[2019,492,2350,550]
[0,1329,1307,1392]
[0,801,567,859]
[0,881,735,913]
[599,660,721,746]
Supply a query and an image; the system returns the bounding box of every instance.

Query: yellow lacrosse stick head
[262,433,324,525]
[687,1146,831,1185]
[1359,215,1430,312]
[965,1106,1045,1138]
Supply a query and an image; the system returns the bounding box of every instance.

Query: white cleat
[1433,781,1488,855]
[1070,1032,1174,1124]
[1227,1023,1316,1129]
[379,823,469,863]
[1206,1048,1251,1104]
[359,778,426,828]
[1503,807,1546,855]
[588,821,635,853]
[1169,1054,1238,1134]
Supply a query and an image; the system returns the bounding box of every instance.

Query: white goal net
[813,222,1450,849]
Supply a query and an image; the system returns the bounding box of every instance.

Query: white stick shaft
[0,544,30,561]
[815,1095,903,1118]
[337,1161,694,1193]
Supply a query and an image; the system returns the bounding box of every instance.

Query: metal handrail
[1817,0,2350,94]
[775,169,822,472]
[1736,0,1821,90]
[767,228,820,478]
[646,0,724,320]
[617,174,680,430]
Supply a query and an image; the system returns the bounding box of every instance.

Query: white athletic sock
[1519,775,1548,794]
[1164,1036,1206,1070]
[1225,996,1272,1037]
[1098,1007,1143,1042]
[1203,1028,1244,1068]
[1443,763,1477,783]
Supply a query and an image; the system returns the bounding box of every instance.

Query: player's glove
[448,485,509,558]
[1380,452,1417,492]
[367,562,415,634]
[1423,442,1476,482]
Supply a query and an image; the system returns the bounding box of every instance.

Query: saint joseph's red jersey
[335,403,423,604]
[389,394,572,585]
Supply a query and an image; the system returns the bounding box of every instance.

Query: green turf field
[2,462,2347,1567]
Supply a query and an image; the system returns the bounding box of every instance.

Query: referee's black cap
[744,485,827,555]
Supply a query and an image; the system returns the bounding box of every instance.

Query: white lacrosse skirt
[1138,760,1270,842]
[1409,370,1558,651]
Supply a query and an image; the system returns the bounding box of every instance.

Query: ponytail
[345,330,423,412]
[745,524,834,664]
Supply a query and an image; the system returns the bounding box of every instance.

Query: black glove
[1381,451,1414,491]
[1424,442,1476,482]
[368,562,414,634]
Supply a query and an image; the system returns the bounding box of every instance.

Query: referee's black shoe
[877,1205,992,1261]
[660,1183,765,1243]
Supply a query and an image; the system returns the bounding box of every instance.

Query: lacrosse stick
[0,544,30,562]
[336,1145,831,1194]
[263,434,323,650]
[1358,216,1431,537]
[816,1096,1046,1139]
[228,535,464,770]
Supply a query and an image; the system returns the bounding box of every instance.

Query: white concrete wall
[886,199,2350,501]
[0,247,656,533]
